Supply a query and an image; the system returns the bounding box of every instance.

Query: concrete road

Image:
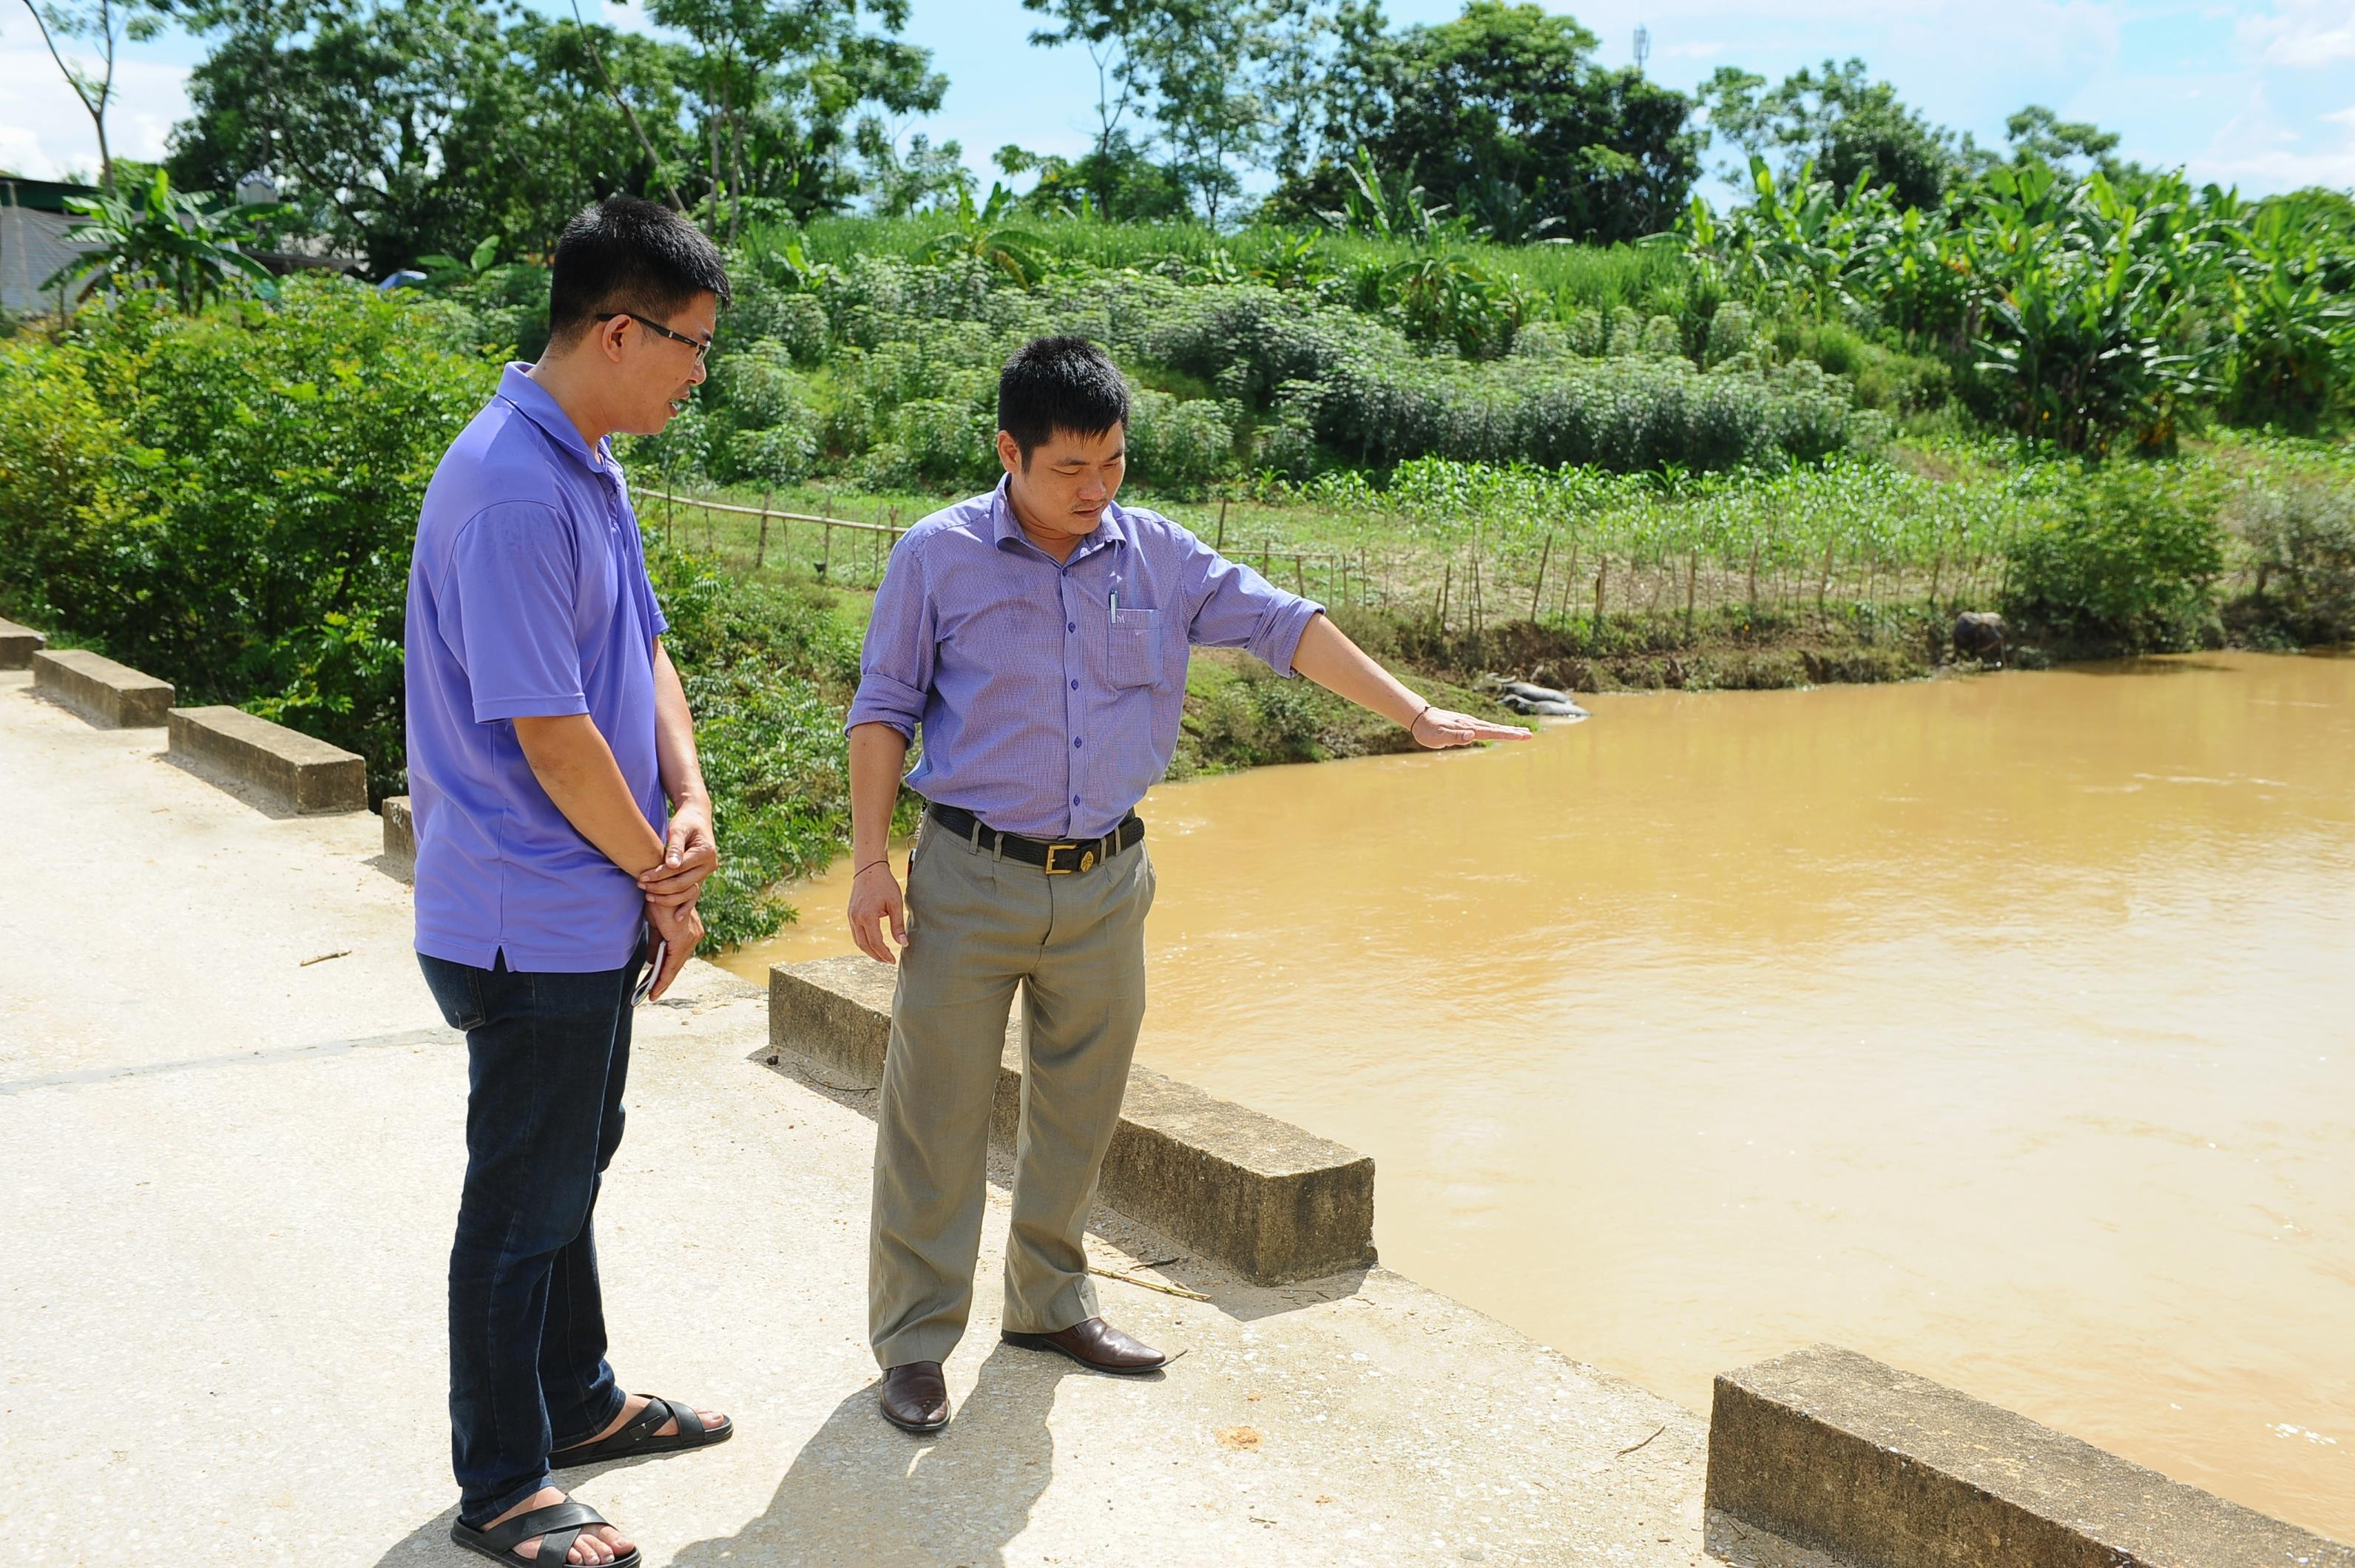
[0,669,1709,1566]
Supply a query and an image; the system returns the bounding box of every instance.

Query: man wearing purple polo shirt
[406,197,733,1568]
[845,336,1528,1433]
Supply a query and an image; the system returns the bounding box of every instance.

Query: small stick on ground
[299,949,352,967]
[1615,1422,1667,1457]
[1089,1265,1213,1302]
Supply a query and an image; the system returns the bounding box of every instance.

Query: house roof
[0,178,103,214]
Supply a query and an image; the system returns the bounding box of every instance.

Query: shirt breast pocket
[1106,606,1163,689]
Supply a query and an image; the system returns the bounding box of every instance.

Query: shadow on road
[372,1345,1064,1567]
[671,1343,1061,1567]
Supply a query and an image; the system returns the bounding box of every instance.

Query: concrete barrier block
[166,706,366,814]
[1706,1344,2355,1568]
[31,649,174,728]
[0,618,46,669]
[771,954,1376,1284]
[382,795,415,874]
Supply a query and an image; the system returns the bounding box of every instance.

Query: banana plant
[45,168,280,313]
[2219,193,2355,425]
[914,183,1048,286]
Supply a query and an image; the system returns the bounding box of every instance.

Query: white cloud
[2237,0,2355,68]
[0,10,192,181]
[2189,84,2355,190]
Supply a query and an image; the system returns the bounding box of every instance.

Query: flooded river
[720,650,2355,1540]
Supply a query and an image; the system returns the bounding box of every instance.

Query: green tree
[1703,57,1966,210]
[165,0,945,266]
[1271,2,1701,244]
[1021,0,1330,223]
[635,0,945,239]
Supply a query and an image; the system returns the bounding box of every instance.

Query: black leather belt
[925,802,1144,874]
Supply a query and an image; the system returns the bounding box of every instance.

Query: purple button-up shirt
[848,479,1323,840]
[405,364,669,972]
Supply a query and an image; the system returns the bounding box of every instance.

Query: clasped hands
[637,797,717,1000]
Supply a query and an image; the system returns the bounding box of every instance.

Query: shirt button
[1074,737,1084,748]
[1072,794,1081,805]
[1067,622,1075,633]
[1070,679,1079,690]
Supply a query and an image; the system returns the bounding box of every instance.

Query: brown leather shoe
[879,1361,949,1433]
[1001,1317,1168,1375]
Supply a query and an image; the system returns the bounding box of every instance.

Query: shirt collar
[496,362,613,474]
[989,475,1126,561]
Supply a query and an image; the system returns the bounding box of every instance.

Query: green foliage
[1677,153,2354,453]
[1703,58,1972,210]
[1126,388,1237,496]
[2233,470,2355,646]
[2001,462,2228,651]
[0,278,499,794]
[1274,1,1702,245]
[166,0,947,266]
[50,169,280,312]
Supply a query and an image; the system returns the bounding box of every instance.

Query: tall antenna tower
[1633,24,1651,75]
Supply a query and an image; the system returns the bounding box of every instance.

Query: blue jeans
[419,948,642,1527]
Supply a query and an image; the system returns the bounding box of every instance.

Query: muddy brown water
[720,650,2355,1540]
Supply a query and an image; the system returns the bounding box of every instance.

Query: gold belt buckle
[1043,842,1089,875]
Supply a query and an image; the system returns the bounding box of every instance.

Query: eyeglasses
[597,311,712,365]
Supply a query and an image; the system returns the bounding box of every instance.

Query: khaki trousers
[868,815,1155,1369]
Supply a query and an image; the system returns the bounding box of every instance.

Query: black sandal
[550,1395,733,1469]
[451,1497,641,1565]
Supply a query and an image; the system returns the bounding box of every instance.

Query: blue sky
[6,0,2351,199]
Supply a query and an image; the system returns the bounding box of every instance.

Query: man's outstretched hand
[847,862,908,966]
[1410,707,1534,748]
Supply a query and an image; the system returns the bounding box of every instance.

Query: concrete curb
[770,955,1377,1285]
[1705,1343,2355,1568]
[380,795,415,878]
[166,706,367,815]
[30,649,174,728]
[0,618,46,669]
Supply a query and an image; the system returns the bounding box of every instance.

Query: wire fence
[641,484,2023,643]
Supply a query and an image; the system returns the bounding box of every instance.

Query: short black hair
[998,336,1129,462]
[547,197,731,344]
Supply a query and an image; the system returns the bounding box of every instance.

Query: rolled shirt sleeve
[1179,531,1325,676]
[447,502,592,723]
[846,533,936,738]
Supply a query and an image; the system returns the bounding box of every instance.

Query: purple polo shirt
[848,479,1323,840]
[404,364,667,972]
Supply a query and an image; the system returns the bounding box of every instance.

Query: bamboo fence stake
[756,490,772,570]
[1530,531,1553,621]
[1593,558,1607,633]
[1215,498,1229,551]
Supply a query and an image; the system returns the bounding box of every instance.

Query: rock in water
[1953,611,2007,667]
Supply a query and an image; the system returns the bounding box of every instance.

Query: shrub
[0,280,499,794]
[2001,462,2229,652]
[1126,389,1236,497]
[2235,476,2355,645]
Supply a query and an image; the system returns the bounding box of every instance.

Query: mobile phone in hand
[633,937,668,1004]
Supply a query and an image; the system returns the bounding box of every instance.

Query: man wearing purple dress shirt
[407,199,735,1568]
[845,337,1528,1433]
